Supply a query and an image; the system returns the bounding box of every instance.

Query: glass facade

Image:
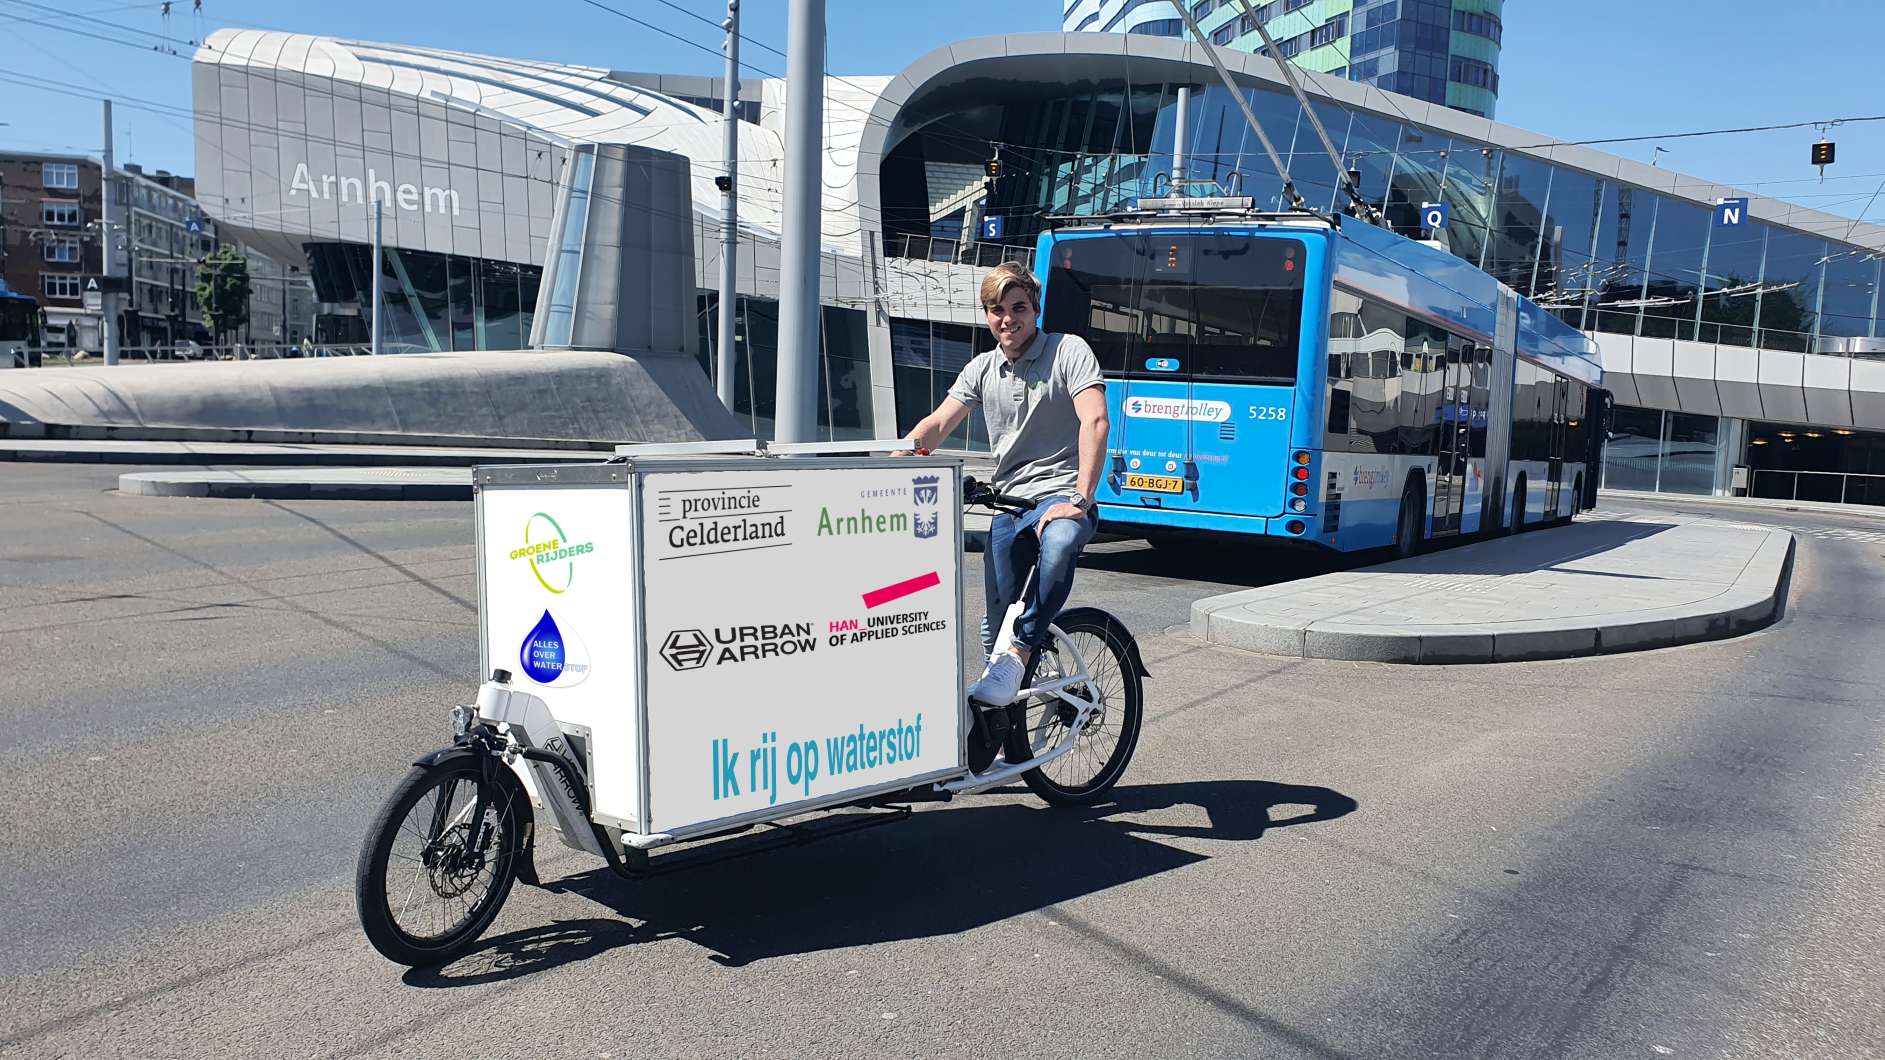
[1073,0,1504,119]
[695,295,874,442]
[889,318,994,451]
[892,78,1885,355]
[1600,406,1723,496]
[305,242,539,352]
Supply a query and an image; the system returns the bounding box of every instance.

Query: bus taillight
[1288,452,1313,512]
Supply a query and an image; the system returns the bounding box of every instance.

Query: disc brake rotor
[425,822,487,898]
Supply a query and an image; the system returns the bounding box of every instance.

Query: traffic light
[984,158,1000,178]
[1811,141,1836,167]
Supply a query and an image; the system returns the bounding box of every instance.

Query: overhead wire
[0,0,192,54]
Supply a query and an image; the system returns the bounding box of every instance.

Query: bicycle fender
[1052,607,1152,679]
[405,746,542,887]
[411,745,480,769]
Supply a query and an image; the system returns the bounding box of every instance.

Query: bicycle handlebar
[961,477,1035,517]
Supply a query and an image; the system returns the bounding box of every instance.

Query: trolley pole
[370,199,384,356]
[773,0,824,443]
[716,0,740,413]
[101,100,120,366]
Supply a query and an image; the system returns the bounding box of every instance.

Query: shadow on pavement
[407,779,1357,985]
[1401,518,1679,578]
[1077,538,1362,589]
[1080,518,1689,587]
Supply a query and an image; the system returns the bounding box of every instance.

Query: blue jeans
[982,495,1095,656]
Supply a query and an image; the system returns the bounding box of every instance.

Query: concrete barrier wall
[0,349,744,447]
[1595,332,1885,431]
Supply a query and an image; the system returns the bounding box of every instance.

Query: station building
[192,29,1885,505]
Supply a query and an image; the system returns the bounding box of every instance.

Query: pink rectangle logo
[862,571,941,609]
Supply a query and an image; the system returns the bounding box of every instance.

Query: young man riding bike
[899,262,1110,708]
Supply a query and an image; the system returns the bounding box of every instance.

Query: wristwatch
[1069,494,1095,515]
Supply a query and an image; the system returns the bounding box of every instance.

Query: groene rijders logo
[912,475,939,539]
[510,512,593,593]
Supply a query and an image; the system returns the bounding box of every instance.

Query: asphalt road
[2,463,1881,1059]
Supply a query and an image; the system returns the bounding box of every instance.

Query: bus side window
[1397,320,1446,456]
[1341,294,1404,454]
[1326,291,1361,450]
[1562,379,1586,470]
[1512,361,1544,463]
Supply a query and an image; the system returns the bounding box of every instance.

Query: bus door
[1546,375,1570,512]
[1465,343,1493,531]
[1430,339,1473,535]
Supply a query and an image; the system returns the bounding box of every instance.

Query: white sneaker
[967,652,1026,706]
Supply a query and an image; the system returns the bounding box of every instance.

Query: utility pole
[716,0,740,412]
[370,199,384,356]
[773,0,824,443]
[100,100,120,365]
[1171,85,1191,193]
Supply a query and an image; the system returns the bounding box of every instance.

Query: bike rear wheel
[356,757,525,967]
[1005,611,1143,806]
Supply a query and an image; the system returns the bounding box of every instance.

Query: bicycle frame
[945,479,1109,794]
[940,617,1104,795]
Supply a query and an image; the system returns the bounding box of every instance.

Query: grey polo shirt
[947,330,1105,503]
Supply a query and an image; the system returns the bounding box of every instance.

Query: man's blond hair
[980,261,1041,312]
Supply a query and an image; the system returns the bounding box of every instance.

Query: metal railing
[1749,468,1885,506]
[6,342,422,367]
[883,234,1034,272]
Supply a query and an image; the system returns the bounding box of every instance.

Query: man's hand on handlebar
[1037,500,1088,527]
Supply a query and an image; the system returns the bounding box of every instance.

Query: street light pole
[370,199,384,356]
[1172,85,1191,193]
[101,99,120,366]
[716,0,740,413]
[773,0,824,443]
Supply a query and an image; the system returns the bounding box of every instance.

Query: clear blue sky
[3,0,1881,223]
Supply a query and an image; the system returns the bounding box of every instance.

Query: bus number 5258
[1248,406,1288,421]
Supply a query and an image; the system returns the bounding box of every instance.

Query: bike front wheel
[355,756,525,967]
[1005,610,1144,807]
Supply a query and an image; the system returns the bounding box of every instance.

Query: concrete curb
[119,470,472,502]
[2,440,605,467]
[1191,530,1795,665]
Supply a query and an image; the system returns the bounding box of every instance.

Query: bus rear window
[1043,231,1305,384]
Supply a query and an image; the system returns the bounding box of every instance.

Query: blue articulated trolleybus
[1037,211,1608,557]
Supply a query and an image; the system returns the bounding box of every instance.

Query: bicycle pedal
[966,705,1011,774]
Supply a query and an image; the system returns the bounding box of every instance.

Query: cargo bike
[354,441,1147,966]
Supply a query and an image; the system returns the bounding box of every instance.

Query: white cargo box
[472,455,965,841]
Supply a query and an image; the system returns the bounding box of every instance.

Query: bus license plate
[1125,473,1184,494]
